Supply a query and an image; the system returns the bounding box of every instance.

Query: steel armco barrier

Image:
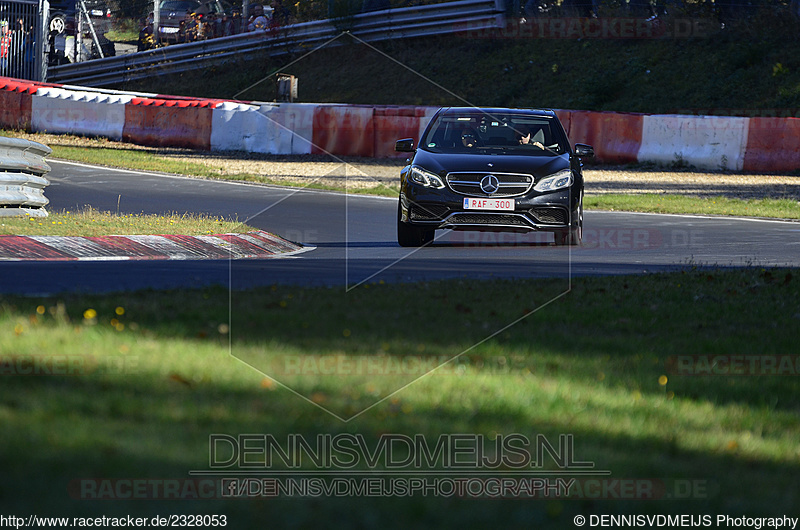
[47,0,505,87]
[0,136,51,217]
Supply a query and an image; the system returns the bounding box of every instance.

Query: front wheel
[397,202,434,247]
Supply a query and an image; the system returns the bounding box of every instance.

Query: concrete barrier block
[639,115,748,170]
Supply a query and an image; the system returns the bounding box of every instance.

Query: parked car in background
[47,0,114,64]
[395,107,594,247]
[48,0,112,36]
[157,0,232,43]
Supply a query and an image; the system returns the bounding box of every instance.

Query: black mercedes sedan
[395,107,594,247]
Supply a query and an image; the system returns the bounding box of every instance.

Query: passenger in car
[517,126,546,149]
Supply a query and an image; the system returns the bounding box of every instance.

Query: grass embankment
[116,15,800,114]
[105,19,140,43]
[0,208,249,236]
[1,268,798,525]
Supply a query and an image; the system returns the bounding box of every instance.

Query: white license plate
[160,27,179,33]
[463,197,515,211]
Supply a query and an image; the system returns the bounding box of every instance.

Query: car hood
[411,149,569,179]
[161,11,186,24]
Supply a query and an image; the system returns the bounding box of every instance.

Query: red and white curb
[0,230,310,261]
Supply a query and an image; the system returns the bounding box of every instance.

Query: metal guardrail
[0,137,51,217]
[48,0,505,87]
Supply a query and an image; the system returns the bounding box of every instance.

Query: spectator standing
[138,15,154,50]
[221,12,234,36]
[0,21,11,75]
[9,19,26,77]
[196,13,206,39]
[269,0,291,28]
[247,4,268,31]
[212,12,223,38]
[21,22,35,78]
[230,8,242,34]
[264,4,274,26]
[185,13,198,42]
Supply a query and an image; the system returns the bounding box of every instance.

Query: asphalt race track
[1,160,799,295]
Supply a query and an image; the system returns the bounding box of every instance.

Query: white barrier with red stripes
[2,76,799,172]
[32,87,132,141]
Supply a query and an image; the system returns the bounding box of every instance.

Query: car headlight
[409,166,445,189]
[534,169,573,192]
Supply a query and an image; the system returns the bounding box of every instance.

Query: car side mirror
[395,138,415,153]
[574,143,594,158]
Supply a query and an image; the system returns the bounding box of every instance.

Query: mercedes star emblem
[480,174,500,194]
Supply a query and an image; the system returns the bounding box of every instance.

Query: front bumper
[400,184,580,233]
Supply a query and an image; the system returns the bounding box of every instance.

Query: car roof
[436,107,557,118]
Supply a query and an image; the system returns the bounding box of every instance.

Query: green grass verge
[51,142,800,215]
[43,140,800,215]
[1,269,798,525]
[50,144,249,180]
[0,208,249,236]
[6,131,797,218]
[48,143,401,197]
[586,194,800,220]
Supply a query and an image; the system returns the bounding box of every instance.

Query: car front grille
[529,207,568,225]
[446,172,533,197]
[409,203,449,221]
[446,213,532,227]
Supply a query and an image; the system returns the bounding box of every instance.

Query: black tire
[397,202,434,247]
[554,192,583,246]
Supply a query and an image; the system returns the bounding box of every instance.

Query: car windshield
[159,0,199,11]
[421,112,566,155]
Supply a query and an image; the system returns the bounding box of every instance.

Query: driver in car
[461,129,479,148]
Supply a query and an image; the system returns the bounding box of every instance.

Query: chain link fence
[0,0,46,80]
